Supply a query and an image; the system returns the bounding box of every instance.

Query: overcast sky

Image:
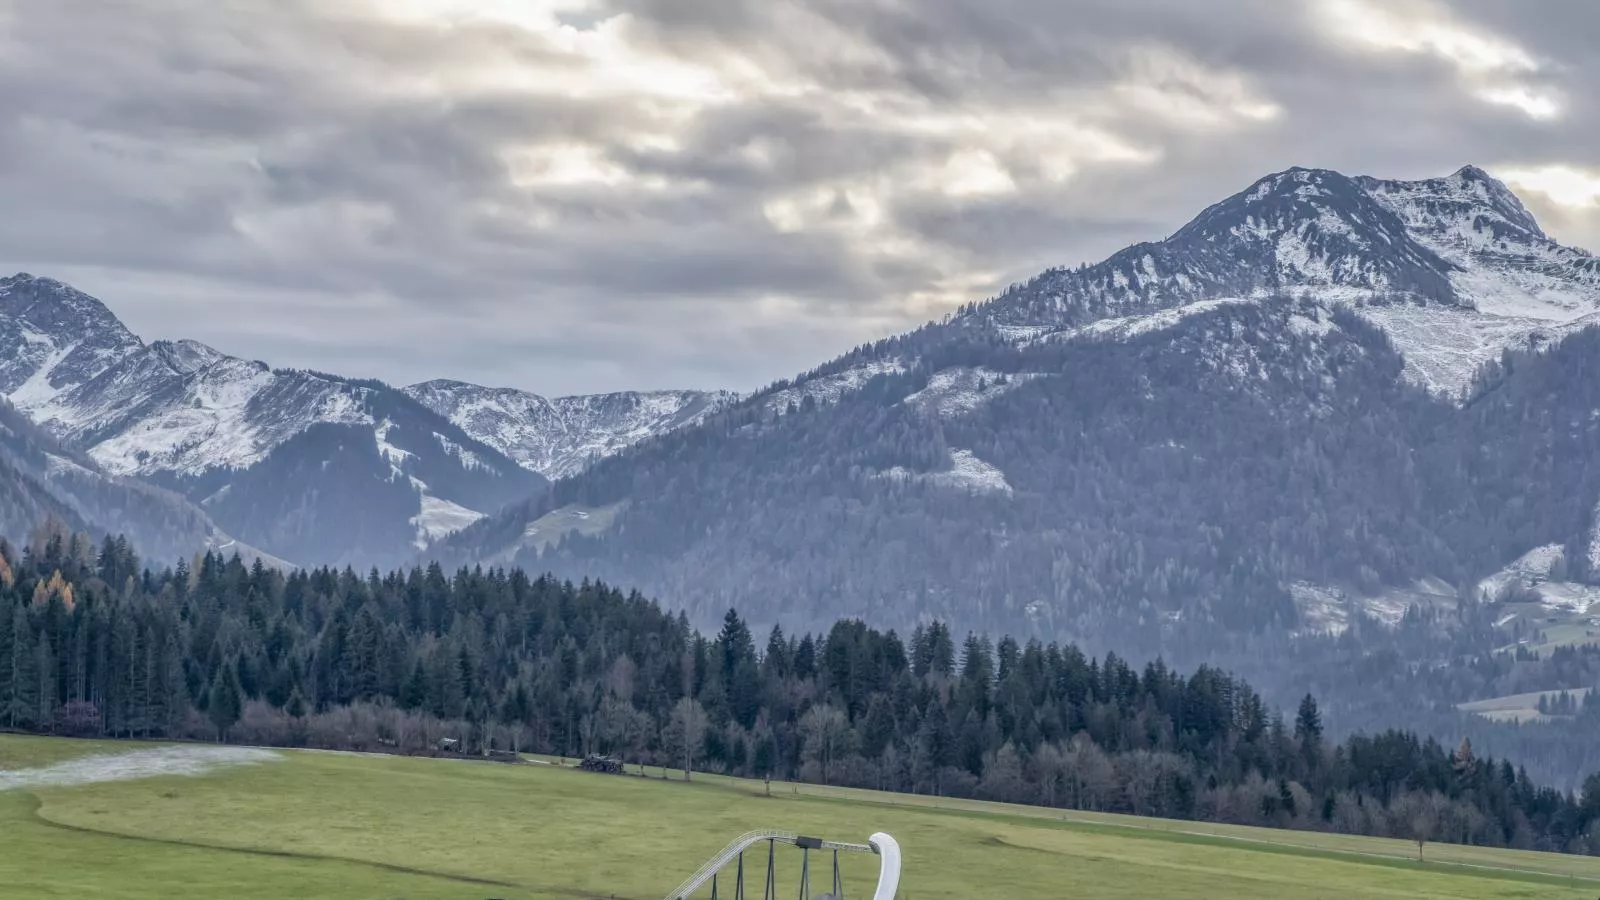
[2,0,1598,396]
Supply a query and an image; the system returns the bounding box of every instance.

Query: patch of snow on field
[765,359,908,414]
[1478,543,1566,599]
[0,745,280,792]
[1533,582,1600,614]
[995,324,1056,342]
[1358,303,1600,397]
[904,368,1045,418]
[935,450,1012,494]
[1042,298,1256,345]
[1290,582,1352,634]
[1475,543,1600,614]
[1291,577,1458,634]
[881,449,1012,496]
[411,493,485,547]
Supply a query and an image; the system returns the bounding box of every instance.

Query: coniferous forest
[5,525,1600,856]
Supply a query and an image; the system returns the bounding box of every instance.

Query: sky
[2,0,1599,396]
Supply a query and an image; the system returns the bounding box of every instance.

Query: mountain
[0,395,287,567]
[954,165,1600,394]
[435,164,1600,660]
[404,380,737,480]
[0,274,544,567]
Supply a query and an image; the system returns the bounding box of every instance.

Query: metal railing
[663,830,901,900]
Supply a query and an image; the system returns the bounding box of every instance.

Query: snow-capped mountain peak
[149,338,232,376]
[0,273,145,408]
[956,164,1600,396]
[1359,166,1600,322]
[405,379,739,480]
[1364,165,1546,241]
[1179,165,1459,299]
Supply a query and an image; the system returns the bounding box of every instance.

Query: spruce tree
[208,663,243,742]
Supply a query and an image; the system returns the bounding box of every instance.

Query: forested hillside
[446,300,1600,655]
[4,524,1600,855]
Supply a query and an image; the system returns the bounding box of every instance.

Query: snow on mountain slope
[0,275,375,477]
[959,166,1458,339]
[1035,297,1258,345]
[951,165,1600,396]
[63,358,369,476]
[1355,302,1600,396]
[412,493,484,548]
[0,396,289,568]
[881,448,1013,495]
[1590,500,1600,576]
[1350,166,1600,394]
[0,274,144,408]
[1359,166,1600,319]
[903,368,1046,418]
[0,275,545,564]
[762,359,908,415]
[405,380,737,480]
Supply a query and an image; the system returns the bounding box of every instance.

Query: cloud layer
[1,0,1597,394]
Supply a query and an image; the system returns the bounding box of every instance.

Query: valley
[9,164,1600,794]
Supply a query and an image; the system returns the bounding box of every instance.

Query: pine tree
[157,636,187,735]
[401,659,429,710]
[208,662,243,742]
[0,607,21,727]
[35,633,56,730]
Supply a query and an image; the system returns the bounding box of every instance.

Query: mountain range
[0,273,731,566]
[6,163,1600,661]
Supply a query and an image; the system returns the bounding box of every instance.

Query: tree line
[4,525,1600,855]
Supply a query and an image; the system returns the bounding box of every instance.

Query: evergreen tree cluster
[5,525,1600,855]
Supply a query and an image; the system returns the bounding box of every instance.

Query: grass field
[1459,687,1593,724]
[518,503,624,555]
[1492,598,1600,656]
[4,735,1600,898]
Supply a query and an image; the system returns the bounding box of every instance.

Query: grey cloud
[1,0,1598,397]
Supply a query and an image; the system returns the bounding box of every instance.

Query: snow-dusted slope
[959,167,1457,334]
[38,351,372,477]
[0,394,290,568]
[1355,167,1600,393]
[951,165,1600,396]
[761,359,908,416]
[405,380,737,480]
[0,274,144,408]
[1359,166,1600,318]
[903,368,1045,418]
[0,274,542,565]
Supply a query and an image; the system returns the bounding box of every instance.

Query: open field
[1493,599,1600,656]
[4,735,1600,898]
[519,502,624,554]
[1459,687,1592,724]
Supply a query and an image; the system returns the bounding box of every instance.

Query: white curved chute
[868,832,901,900]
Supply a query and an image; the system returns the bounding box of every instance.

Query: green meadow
[2,733,1598,898]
